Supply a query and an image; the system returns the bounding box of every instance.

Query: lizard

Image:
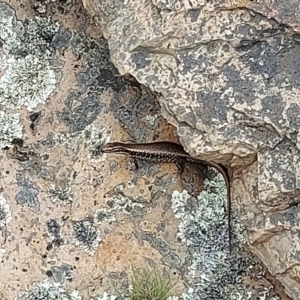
[101,141,232,253]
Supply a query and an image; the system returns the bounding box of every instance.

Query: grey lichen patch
[46,219,64,248]
[16,279,82,300]
[32,1,47,15]
[109,91,161,142]
[54,124,110,162]
[0,194,12,228]
[137,230,171,257]
[58,91,104,133]
[0,248,6,261]
[171,172,273,299]
[48,183,73,204]
[0,3,60,110]
[258,143,298,208]
[286,103,300,131]
[52,28,72,50]
[0,111,23,148]
[92,293,118,300]
[172,174,232,250]
[12,16,59,56]
[178,287,280,300]
[71,34,124,93]
[0,2,24,40]
[15,173,40,214]
[106,195,145,215]
[94,208,116,224]
[0,54,57,110]
[83,125,110,161]
[56,35,125,133]
[50,264,73,284]
[71,220,101,255]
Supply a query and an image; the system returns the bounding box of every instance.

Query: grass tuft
[129,264,175,300]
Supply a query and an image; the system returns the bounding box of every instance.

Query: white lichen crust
[105,195,144,214]
[0,54,57,110]
[0,248,6,261]
[92,292,117,300]
[0,110,23,148]
[71,220,101,256]
[94,208,116,224]
[15,279,82,300]
[54,124,110,162]
[48,183,73,204]
[0,4,59,110]
[0,193,12,228]
[171,172,276,299]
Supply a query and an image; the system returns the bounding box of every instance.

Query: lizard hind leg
[175,160,185,177]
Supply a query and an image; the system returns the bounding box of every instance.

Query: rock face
[83,1,300,298]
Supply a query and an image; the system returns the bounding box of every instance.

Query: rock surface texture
[83,0,300,299]
[0,0,298,299]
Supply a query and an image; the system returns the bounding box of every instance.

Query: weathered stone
[0,0,295,298]
[84,0,300,298]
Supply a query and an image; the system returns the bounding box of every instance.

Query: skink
[102,141,232,253]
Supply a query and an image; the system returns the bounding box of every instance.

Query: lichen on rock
[0,194,12,228]
[84,1,300,297]
[0,110,23,148]
[170,173,268,299]
[16,279,82,300]
[72,220,102,255]
[0,4,60,110]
